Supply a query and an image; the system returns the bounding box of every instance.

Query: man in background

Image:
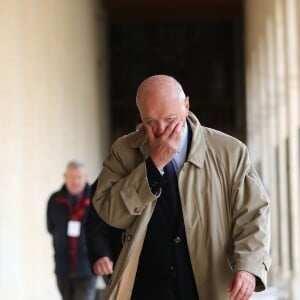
[84,118,143,286]
[84,179,123,284]
[47,160,97,300]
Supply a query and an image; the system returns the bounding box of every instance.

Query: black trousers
[56,275,97,300]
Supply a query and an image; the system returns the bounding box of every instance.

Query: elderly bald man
[93,75,271,300]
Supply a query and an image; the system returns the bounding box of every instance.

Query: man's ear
[184,96,190,111]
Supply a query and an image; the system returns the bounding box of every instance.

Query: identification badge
[67,220,81,237]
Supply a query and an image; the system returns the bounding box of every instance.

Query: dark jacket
[84,180,123,273]
[47,184,94,278]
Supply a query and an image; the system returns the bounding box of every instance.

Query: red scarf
[56,194,90,276]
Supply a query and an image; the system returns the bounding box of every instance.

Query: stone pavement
[252,287,288,299]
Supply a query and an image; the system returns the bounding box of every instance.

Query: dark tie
[164,160,181,229]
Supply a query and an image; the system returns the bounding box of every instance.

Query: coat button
[175,236,181,243]
[133,207,140,213]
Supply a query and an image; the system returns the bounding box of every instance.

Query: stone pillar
[274,0,291,281]
[284,0,300,293]
[0,1,109,299]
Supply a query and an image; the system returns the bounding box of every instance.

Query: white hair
[66,160,85,170]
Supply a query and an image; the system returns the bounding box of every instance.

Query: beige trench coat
[93,112,271,300]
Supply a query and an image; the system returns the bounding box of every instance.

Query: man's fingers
[164,120,182,138]
[229,275,243,299]
[146,120,185,168]
[228,271,255,300]
[164,119,177,136]
[93,257,113,275]
[101,257,113,274]
[170,122,185,151]
[145,123,155,141]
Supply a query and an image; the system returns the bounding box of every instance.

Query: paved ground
[252,287,287,299]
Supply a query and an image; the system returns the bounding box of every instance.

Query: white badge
[67,220,81,237]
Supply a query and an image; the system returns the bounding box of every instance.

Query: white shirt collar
[173,122,188,176]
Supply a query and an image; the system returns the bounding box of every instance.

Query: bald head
[136,75,186,109]
[136,74,189,137]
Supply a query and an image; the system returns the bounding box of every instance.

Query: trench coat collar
[131,111,206,168]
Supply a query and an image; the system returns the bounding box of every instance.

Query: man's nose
[154,122,165,137]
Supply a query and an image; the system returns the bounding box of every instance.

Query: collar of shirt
[172,122,188,176]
